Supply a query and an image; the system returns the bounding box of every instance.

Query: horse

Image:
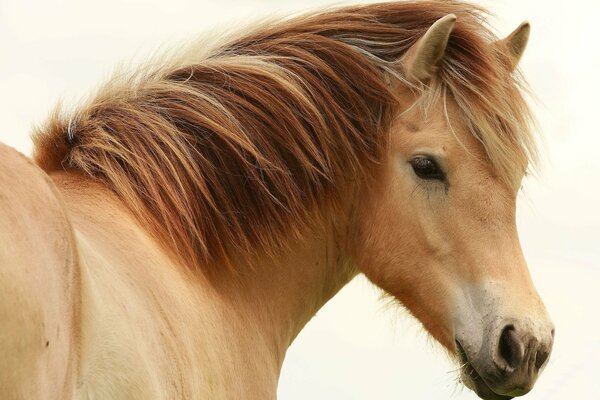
[0,1,554,399]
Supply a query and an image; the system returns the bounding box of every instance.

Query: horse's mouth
[455,341,514,400]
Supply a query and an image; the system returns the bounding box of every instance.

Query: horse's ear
[399,14,456,83]
[495,21,530,71]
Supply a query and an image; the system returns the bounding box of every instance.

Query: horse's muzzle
[456,321,554,400]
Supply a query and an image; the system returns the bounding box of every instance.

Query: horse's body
[1,150,355,399]
[0,2,554,399]
[46,172,302,398]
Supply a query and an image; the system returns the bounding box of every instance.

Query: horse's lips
[455,341,514,400]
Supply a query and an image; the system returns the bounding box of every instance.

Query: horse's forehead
[394,97,481,153]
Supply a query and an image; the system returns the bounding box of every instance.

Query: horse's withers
[0,143,80,399]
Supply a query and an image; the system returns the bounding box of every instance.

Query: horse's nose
[490,323,554,395]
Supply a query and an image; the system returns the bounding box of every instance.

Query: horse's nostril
[498,325,525,371]
[534,347,550,370]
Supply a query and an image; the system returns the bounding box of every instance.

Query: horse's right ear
[398,14,457,83]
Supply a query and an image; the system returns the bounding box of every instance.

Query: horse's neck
[51,172,356,399]
[212,222,358,361]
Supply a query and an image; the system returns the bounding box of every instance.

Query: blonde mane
[33,1,535,271]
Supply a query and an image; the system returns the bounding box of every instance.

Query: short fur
[33,1,535,271]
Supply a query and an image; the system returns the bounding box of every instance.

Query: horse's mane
[33,1,535,271]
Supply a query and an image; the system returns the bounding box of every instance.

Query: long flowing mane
[33,1,535,271]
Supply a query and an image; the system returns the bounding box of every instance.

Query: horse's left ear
[399,14,457,83]
[495,21,530,70]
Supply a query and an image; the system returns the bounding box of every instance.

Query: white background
[0,0,598,399]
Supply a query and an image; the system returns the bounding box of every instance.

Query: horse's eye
[410,156,445,181]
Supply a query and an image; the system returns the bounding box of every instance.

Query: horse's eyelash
[412,181,446,199]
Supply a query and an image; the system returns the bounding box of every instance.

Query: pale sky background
[0,0,598,399]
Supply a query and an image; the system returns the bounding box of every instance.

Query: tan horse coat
[0,147,355,398]
[0,2,553,399]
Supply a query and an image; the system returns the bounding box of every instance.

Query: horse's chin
[456,342,514,400]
